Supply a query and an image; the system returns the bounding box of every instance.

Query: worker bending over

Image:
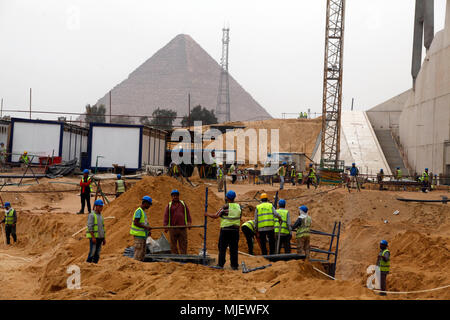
[163,189,192,254]
[130,196,152,261]
[1,202,17,245]
[241,219,256,255]
[254,193,281,255]
[86,199,106,263]
[376,240,390,296]
[291,205,312,259]
[115,174,126,198]
[78,169,93,214]
[205,190,242,270]
[274,199,291,253]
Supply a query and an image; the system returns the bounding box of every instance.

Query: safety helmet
[291,165,295,168]
[142,195,152,204]
[226,190,236,200]
[309,163,313,167]
[171,189,179,195]
[24,151,28,154]
[83,169,89,174]
[352,163,355,166]
[299,205,308,213]
[282,161,287,165]
[425,168,428,171]
[380,240,388,246]
[94,199,104,206]
[380,169,383,172]
[396,167,400,169]
[4,202,10,208]
[117,174,121,179]
[278,199,286,207]
[260,193,268,200]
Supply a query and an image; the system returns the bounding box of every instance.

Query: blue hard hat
[380,240,388,246]
[278,199,286,207]
[309,163,313,167]
[171,189,179,195]
[4,202,10,207]
[226,190,236,200]
[282,161,287,165]
[142,195,152,204]
[299,205,308,213]
[117,174,121,179]
[94,199,104,206]
[83,169,89,174]
[425,168,428,171]
[352,163,355,166]
[396,167,400,169]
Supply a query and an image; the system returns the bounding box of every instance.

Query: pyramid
[95,34,272,124]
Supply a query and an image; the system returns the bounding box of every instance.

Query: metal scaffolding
[320,0,346,169]
[216,27,230,123]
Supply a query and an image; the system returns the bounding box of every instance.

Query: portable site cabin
[88,123,167,171]
[8,118,88,164]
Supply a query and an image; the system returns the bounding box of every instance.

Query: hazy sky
[0,0,447,120]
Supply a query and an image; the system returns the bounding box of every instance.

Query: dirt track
[0,175,449,299]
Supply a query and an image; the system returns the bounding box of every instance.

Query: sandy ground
[0,174,449,300]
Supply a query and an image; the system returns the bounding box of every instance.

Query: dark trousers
[291,177,296,186]
[379,271,388,295]
[232,175,237,184]
[277,234,291,253]
[259,229,275,255]
[241,225,254,255]
[5,225,17,244]
[86,238,104,263]
[80,193,91,213]
[218,228,239,269]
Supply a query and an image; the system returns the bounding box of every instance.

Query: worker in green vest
[376,240,390,296]
[86,199,106,263]
[306,163,317,189]
[217,163,224,192]
[1,202,17,245]
[395,167,402,181]
[19,151,29,167]
[421,168,430,192]
[297,171,303,185]
[115,174,126,198]
[205,190,242,270]
[241,219,256,255]
[291,205,312,259]
[274,199,291,253]
[277,162,287,190]
[254,193,281,255]
[130,196,152,261]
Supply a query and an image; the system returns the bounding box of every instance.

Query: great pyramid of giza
[95,34,272,124]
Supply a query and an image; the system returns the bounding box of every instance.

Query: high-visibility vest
[20,155,29,164]
[168,200,188,226]
[291,169,296,177]
[297,172,303,179]
[218,168,223,179]
[80,177,93,193]
[5,209,15,225]
[242,220,255,232]
[397,169,402,179]
[220,203,241,228]
[308,168,316,178]
[229,165,235,175]
[86,212,105,238]
[422,171,429,182]
[256,202,275,229]
[274,209,290,235]
[378,249,390,272]
[173,164,179,173]
[278,166,285,176]
[116,179,125,193]
[296,215,312,238]
[129,207,148,237]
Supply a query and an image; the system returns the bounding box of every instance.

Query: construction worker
[290,165,296,186]
[254,193,281,255]
[349,163,359,189]
[163,189,192,254]
[395,167,402,181]
[274,199,291,253]
[205,190,242,270]
[376,240,390,296]
[1,202,17,245]
[130,196,152,261]
[420,168,430,192]
[291,205,312,259]
[306,163,317,189]
[217,163,225,192]
[431,174,438,190]
[277,162,287,190]
[377,169,384,191]
[0,142,6,172]
[241,219,256,255]
[297,170,303,185]
[19,151,29,167]
[78,169,93,214]
[115,174,126,198]
[86,199,106,263]
[229,162,237,184]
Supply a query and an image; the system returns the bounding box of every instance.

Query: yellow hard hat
[260,193,268,200]
[24,151,28,154]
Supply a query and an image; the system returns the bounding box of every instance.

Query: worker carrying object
[306,164,317,189]
[254,193,282,255]
[376,240,390,296]
[241,219,256,255]
[291,205,312,259]
[78,169,93,214]
[115,174,126,198]
[274,199,292,253]
[86,199,106,263]
[130,196,152,261]
[217,163,225,192]
[163,189,192,254]
[277,162,287,190]
[1,202,17,245]
[19,151,30,167]
[205,190,242,270]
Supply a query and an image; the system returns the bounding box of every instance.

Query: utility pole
[29,88,32,119]
[216,27,230,123]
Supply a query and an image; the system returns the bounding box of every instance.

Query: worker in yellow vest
[277,162,287,190]
[241,219,256,255]
[217,163,225,192]
[395,167,402,181]
[205,190,242,270]
[306,163,317,189]
[130,196,152,261]
[274,199,291,253]
[420,168,430,192]
[291,205,312,259]
[1,202,17,245]
[376,240,390,296]
[78,169,93,214]
[86,199,106,263]
[115,174,126,198]
[297,171,303,185]
[19,151,29,167]
[254,193,281,255]
[290,165,296,186]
